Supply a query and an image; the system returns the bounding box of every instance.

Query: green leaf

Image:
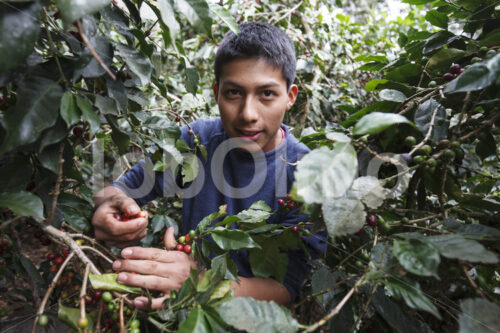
[208,2,238,34]
[414,99,448,142]
[249,241,288,282]
[322,198,366,238]
[458,298,500,333]
[175,0,212,35]
[105,115,130,156]
[216,297,300,333]
[209,280,232,301]
[353,112,414,136]
[156,0,180,51]
[479,28,500,46]
[19,255,44,293]
[182,151,199,185]
[475,132,497,160]
[372,288,433,333]
[393,238,440,278]
[0,2,41,72]
[55,0,112,24]
[39,117,68,152]
[235,202,271,224]
[39,144,61,174]
[427,48,466,73]
[211,228,261,250]
[384,276,441,319]
[341,101,399,127]
[458,194,500,213]
[196,205,227,233]
[295,144,357,204]
[425,10,448,29]
[402,0,434,4]
[359,62,386,71]
[423,30,458,55]
[58,302,96,331]
[444,219,500,241]
[379,89,406,102]
[185,67,199,94]
[0,76,63,155]
[444,53,500,93]
[354,55,388,63]
[0,191,44,219]
[178,307,210,333]
[89,273,141,294]
[364,79,388,91]
[75,95,100,137]
[95,95,119,115]
[425,234,498,264]
[0,155,32,191]
[386,63,421,84]
[115,43,153,86]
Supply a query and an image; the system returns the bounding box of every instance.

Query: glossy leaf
[249,241,288,282]
[76,95,100,137]
[294,144,357,204]
[0,191,44,219]
[0,156,32,191]
[58,302,96,331]
[393,238,440,278]
[208,2,238,34]
[322,197,366,238]
[216,297,300,333]
[178,307,210,333]
[444,219,500,241]
[0,76,62,155]
[211,228,260,250]
[384,276,441,319]
[353,112,414,136]
[115,43,153,86]
[157,0,180,50]
[425,234,498,264]
[379,89,406,102]
[106,115,130,156]
[0,2,41,72]
[444,53,500,93]
[425,10,448,29]
[414,99,448,142]
[55,0,112,24]
[175,0,212,35]
[182,152,199,185]
[89,273,141,294]
[423,30,458,55]
[458,298,500,333]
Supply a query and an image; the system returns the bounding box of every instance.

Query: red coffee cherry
[291,226,299,234]
[287,201,296,210]
[175,244,184,252]
[47,252,56,261]
[355,228,364,236]
[54,257,63,266]
[277,199,285,206]
[175,115,181,122]
[184,244,192,254]
[367,215,378,227]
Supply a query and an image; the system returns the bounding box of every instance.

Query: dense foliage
[0,0,499,332]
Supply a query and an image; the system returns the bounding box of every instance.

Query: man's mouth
[237,129,262,141]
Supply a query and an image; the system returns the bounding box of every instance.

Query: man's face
[214,58,298,153]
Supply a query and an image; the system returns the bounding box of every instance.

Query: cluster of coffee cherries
[442,63,465,81]
[114,211,147,222]
[47,248,70,273]
[175,230,197,254]
[277,194,298,210]
[100,291,141,332]
[354,215,381,236]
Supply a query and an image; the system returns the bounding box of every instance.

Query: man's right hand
[92,186,149,248]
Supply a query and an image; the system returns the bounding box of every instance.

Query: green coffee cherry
[486,49,496,59]
[414,155,426,164]
[38,314,49,327]
[471,57,482,64]
[443,149,456,160]
[428,80,437,88]
[404,136,417,147]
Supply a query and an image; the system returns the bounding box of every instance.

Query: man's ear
[286,84,298,111]
[213,83,219,103]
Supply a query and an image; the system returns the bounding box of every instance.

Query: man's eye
[262,90,275,97]
[227,89,240,96]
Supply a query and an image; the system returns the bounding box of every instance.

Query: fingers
[118,247,186,263]
[133,295,169,310]
[113,258,190,278]
[116,272,183,293]
[163,227,177,250]
[113,195,141,217]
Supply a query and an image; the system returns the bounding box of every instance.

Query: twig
[119,297,126,333]
[0,215,22,231]
[293,276,356,309]
[409,104,440,155]
[47,143,65,225]
[79,264,91,325]
[69,233,117,260]
[80,245,114,264]
[439,167,448,218]
[349,284,377,332]
[76,20,116,80]
[462,264,487,299]
[457,110,500,142]
[96,299,103,333]
[303,273,367,332]
[32,252,76,333]
[457,92,472,129]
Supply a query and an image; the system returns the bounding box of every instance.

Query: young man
[92,22,326,309]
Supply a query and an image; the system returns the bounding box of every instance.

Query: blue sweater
[113,117,326,300]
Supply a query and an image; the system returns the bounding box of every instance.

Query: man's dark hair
[214,22,296,90]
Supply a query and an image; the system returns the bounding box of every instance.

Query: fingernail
[134,299,145,308]
[117,273,127,282]
[122,248,132,256]
[128,205,139,214]
[112,260,122,270]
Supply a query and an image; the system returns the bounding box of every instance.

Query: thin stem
[80,245,114,264]
[46,143,65,225]
[410,104,440,155]
[32,252,76,333]
[119,297,126,333]
[303,273,367,332]
[79,264,91,320]
[76,20,116,80]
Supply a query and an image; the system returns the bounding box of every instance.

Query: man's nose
[240,96,259,123]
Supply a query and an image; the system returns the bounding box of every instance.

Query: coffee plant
[0,0,499,332]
